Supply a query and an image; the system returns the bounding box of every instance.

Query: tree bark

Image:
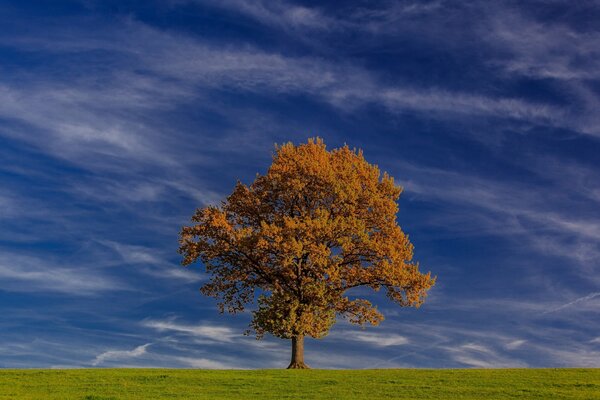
[287,335,309,369]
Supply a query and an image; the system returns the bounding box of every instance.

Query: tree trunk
[287,335,309,369]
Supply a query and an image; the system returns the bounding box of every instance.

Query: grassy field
[1,369,599,399]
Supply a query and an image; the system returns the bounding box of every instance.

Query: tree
[179,138,435,369]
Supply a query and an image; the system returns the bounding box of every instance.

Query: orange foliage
[179,138,435,340]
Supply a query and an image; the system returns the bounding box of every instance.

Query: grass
[1,369,599,399]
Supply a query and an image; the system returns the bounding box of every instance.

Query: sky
[1,0,600,369]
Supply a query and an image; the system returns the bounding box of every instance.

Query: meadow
[1,369,599,399]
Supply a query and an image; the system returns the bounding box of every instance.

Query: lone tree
[179,138,435,369]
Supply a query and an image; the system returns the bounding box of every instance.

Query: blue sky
[1,0,600,369]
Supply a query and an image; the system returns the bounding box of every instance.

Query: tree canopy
[179,138,435,368]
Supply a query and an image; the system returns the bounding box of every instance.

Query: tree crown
[179,138,435,339]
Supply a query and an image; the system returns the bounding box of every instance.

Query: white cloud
[186,0,336,32]
[345,331,409,347]
[173,1,600,138]
[101,240,163,265]
[98,240,205,283]
[0,82,176,168]
[526,343,600,368]
[543,292,600,315]
[308,351,409,369]
[479,5,600,137]
[398,161,600,269]
[92,343,151,366]
[144,319,237,343]
[0,253,122,295]
[505,340,526,350]
[144,267,205,283]
[191,0,446,37]
[174,356,235,369]
[389,88,562,124]
[444,342,528,368]
[486,9,600,81]
[0,15,589,154]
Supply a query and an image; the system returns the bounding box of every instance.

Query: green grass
[1,369,599,399]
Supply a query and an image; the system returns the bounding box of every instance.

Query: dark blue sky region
[1,0,600,369]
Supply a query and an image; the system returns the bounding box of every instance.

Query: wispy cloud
[0,253,123,295]
[505,340,527,350]
[173,1,600,138]
[543,292,600,315]
[0,15,588,148]
[185,0,337,32]
[100,240,163,265]
[486,9,600,81]
[92,343,151,366]
[173,356,236,369]
[478,3,600,137]
[399,161,600,268]
[98,240,204,283]
[144,319,237,343]
[357,87,565,125]
[444,342,528,368]
[344,331,409,347]
[192,0,446,36]
[0,81,176,167]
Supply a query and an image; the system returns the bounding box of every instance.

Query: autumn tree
[179,138,435,369]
